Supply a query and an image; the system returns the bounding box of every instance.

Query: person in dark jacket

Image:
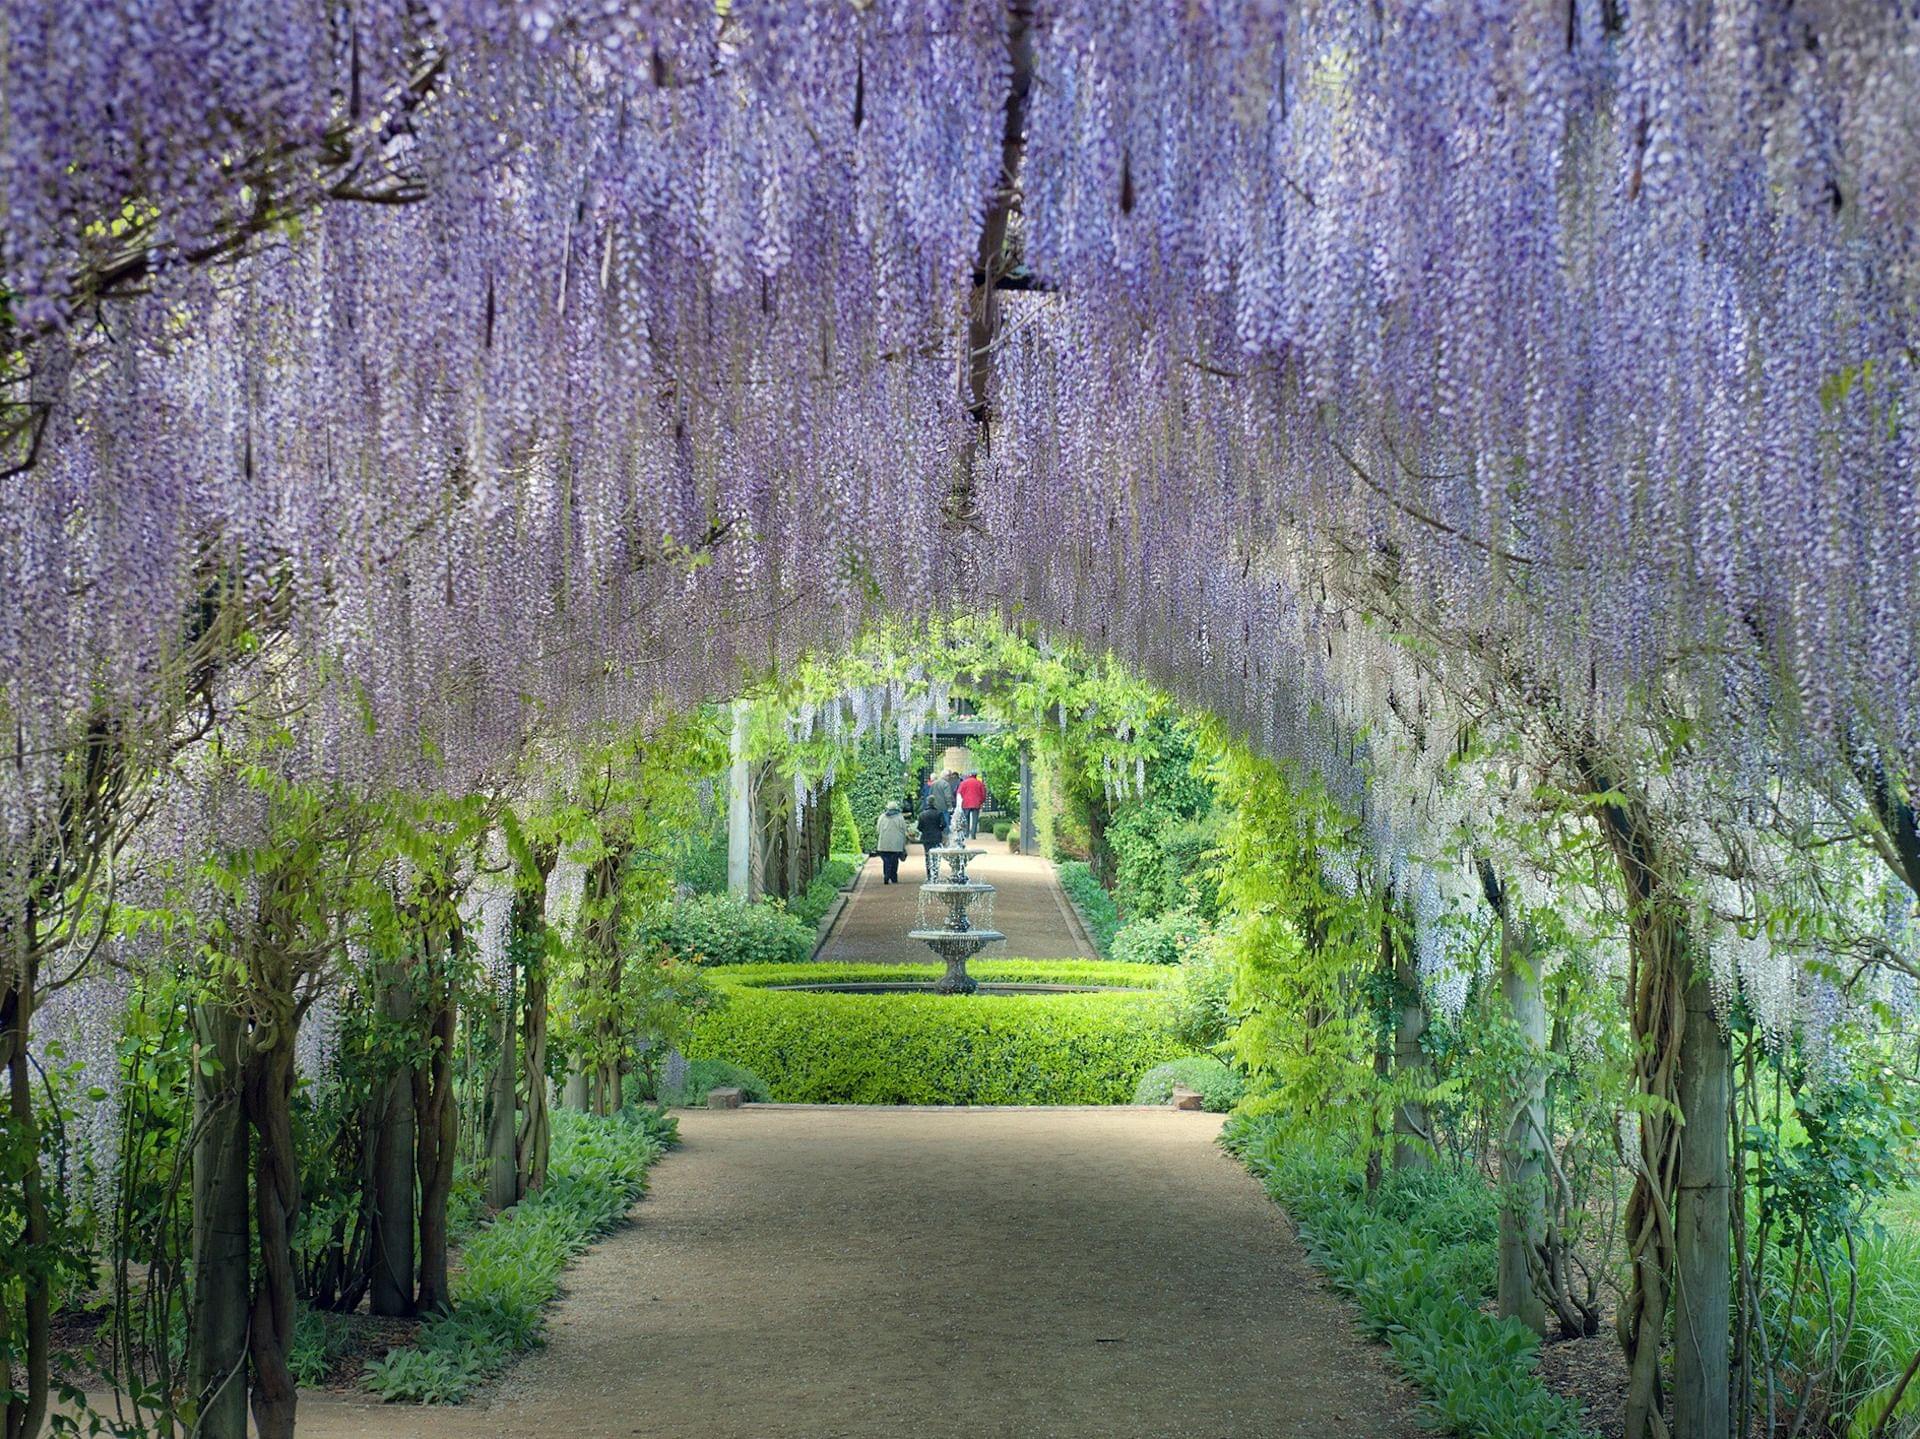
[917,798,947,859]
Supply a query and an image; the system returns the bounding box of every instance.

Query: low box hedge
[684,962,1183,1105]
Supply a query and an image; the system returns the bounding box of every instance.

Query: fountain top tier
[925,842,982,885]
[913,838,998,994]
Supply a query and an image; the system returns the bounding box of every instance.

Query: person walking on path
[917,797,947,857]
[926,770,955,827]
[874,802,910,885]
[957,772,987,839]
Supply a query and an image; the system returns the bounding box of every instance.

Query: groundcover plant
[5,7,1920,1439]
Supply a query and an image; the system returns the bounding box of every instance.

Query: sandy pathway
[299,1107,1419,1439]
[818,834,1095,962]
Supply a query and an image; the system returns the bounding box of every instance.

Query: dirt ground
[297,1106,1424,1439]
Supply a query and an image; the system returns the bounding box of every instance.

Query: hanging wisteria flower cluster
[3,2,1919,1085]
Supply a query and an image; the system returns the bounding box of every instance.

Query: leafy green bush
[658,1056,771,1106]
[992,819,1012,841]
[1225,1119,1585,1438]
[841,738,913,853]
[1056,861,1121,956]
[1133,1056,1244,1112]
[670,826,730,896]
[289,1307,355,1387]
[1111,908,1208,966]
[635,893,813,966]
[786,855,860,927]
[1107,795,1222,921]
[363,1107,677,1403]
[1167,937,1235,1051]
[686,963,1182,1104]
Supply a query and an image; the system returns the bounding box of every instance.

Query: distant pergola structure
[916,715,1036,856]
[726,710,1036,897]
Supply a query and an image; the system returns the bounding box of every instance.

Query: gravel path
[300,1107,1420,1439]
[818,834,1095,962]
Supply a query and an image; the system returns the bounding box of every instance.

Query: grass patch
[361,1107,677,1403]
[686,962,1181,1104]
[1830,1192,1920,1436]
[1056,861,1120,956]
[1225,1116,1592,1439]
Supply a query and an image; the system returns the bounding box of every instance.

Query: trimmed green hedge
[1056,860,1121,956]
[706,959,1179,990]
[1133,1056,1244,1112]
[636,893,814,966]
[684,962,1181,1104]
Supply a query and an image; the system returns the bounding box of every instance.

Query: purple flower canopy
[3,1,1916,821]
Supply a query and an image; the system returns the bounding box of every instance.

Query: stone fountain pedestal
[907,840,1003,994]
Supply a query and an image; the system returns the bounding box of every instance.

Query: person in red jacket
[957,772,987,839]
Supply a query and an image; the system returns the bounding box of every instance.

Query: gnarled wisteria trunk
[189,1001,251,1439]
[514,843,558,1198]
[414,912,461,1313]
[1,945,50,1439]
[1584,752,1730,1439]
[484,970,519,1210]
[1480,859,1550,1338]
[369,954,418,1317]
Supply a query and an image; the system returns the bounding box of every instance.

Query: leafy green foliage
[991,818,1012,842]
[1132,1057,1244,1111]
[1107,803,1222,922]
[686,964,1182,1104]
[1165,936,1236,1052]
[361,1107,676,1403]
[1227,1119,1589,1439]
[658,1056,772,1106]
[837,737,913,853]
[1111,909,1209,966]
[1056,861,1121,956]
[670,825,730,896]
[785,855,859,928]
[635,893,814,966]
[289,1307,356,1387]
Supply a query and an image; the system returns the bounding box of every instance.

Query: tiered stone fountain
[908,837,1003,994]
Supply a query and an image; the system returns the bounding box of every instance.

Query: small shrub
[786,855,860,927]
[1056,861,1120,957]
[671,827,730,897]
[992,819,1012,841]
[658,1056,771,1107]
[685,963,1180,1104]
[1133,1056,1244,1112]
[1108,804,1223,921]
[289,1306,354,1387]
[1167,937,1234,1051]
[635,893,812,966]
[1111,909,1208,966]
